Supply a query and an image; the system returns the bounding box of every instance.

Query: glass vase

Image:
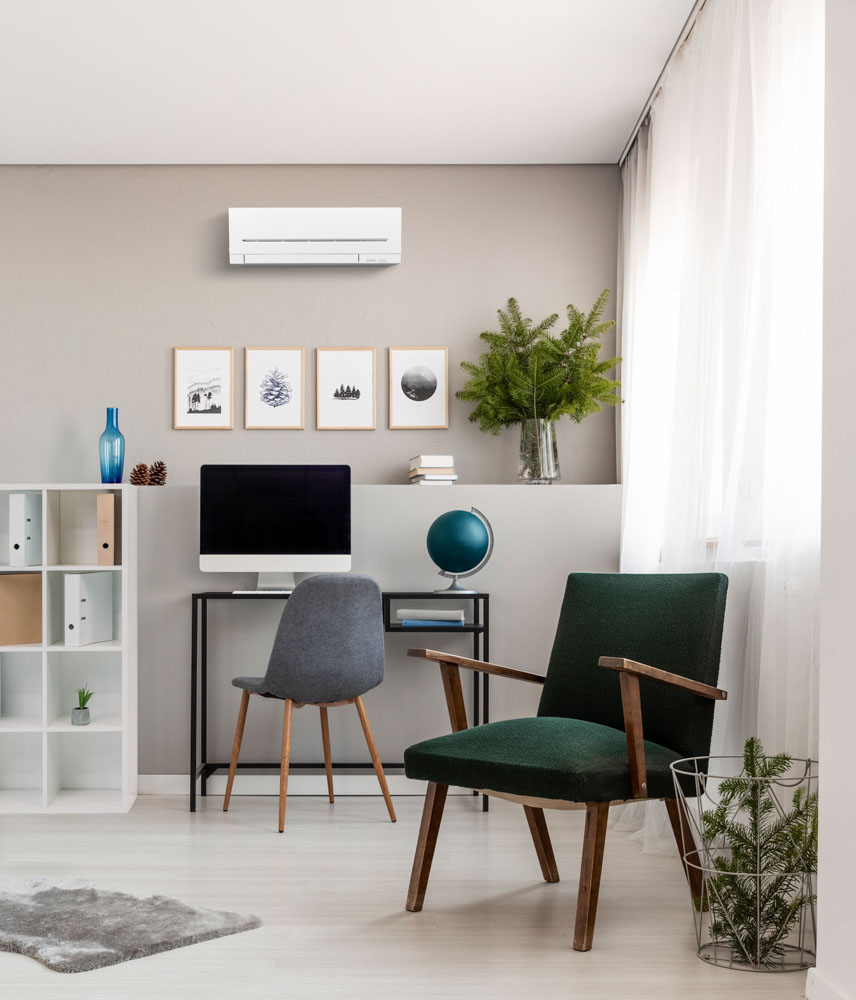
[99,407,125,484]
[517,418,560,484]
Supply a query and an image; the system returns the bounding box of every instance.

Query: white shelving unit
[0,484,137,813]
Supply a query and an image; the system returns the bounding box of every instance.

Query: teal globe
[426,510,490,574]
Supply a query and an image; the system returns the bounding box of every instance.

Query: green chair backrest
[538,573,728,760]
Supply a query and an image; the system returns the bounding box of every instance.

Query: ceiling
[0,0,693,165]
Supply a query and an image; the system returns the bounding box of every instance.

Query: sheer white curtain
[616,0,823,851]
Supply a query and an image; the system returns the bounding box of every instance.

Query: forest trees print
[316,348,376,430]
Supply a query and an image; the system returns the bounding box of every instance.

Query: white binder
[9,492,42,567]
[64,572,113,647]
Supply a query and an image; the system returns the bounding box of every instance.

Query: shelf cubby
[44,488,122,568]
[0,732,42,810]
[45,732,123,810]
[0,651,43,731]
[45,569,122,648]
[46,650,122,731]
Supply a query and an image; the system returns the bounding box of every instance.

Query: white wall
[137,485,621,780]
[809,2,856,998]
[0,164,619,488]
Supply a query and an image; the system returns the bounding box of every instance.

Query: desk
[190,590,490,811]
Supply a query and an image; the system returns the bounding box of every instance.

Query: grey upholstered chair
[223,574,396,832]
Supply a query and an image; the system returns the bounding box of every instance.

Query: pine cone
[130,463,150,486]
[148,460,167,486]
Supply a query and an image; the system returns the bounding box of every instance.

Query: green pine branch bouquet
[456,290,622,434]
[702,737,818,968]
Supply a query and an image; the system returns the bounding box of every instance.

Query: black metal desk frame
[190,590,491,812]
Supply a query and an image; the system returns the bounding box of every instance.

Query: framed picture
[173,348,234,430]
[245,347,305,429]
[316,348,376,430]
[388,346,449,429]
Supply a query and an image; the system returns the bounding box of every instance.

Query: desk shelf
[385,624,485,633]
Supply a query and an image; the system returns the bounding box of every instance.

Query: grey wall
[0,165,619,486]
[138,485,621,777]
[814,2,856,997]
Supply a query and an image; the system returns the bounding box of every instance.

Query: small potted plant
[72,686,93,726]
[456,290,621,482]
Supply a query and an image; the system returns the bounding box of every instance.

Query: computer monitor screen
[199,464,351,582]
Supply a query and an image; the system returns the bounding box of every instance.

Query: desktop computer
[199,464,351,591]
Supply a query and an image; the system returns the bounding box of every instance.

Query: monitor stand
[255,571,296,592]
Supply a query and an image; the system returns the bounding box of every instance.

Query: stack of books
[409,454,457,486]
[396,607,466,627]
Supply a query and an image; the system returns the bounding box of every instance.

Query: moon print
[401,365,438,402]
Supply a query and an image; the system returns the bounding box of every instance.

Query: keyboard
[231,590,293,595]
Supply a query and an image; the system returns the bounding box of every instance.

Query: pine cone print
[148,460,167,486]
[130,463,150,486]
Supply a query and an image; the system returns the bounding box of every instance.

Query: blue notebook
[399,619,466,628]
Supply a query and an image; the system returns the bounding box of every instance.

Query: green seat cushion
[404,716,683,803]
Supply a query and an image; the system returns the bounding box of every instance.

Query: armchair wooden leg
[665,797,704,904]
[573,801,609,951]
[354,695,396,822]
[319,707,334,803]
[278,698,294,833]
[524,805,560,883]
[223,690,250,812]
[406,782,448,912]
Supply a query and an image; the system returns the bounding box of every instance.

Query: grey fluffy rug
[0,879,261,973]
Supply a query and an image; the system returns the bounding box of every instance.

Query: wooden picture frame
[316,348,377,430]
[173,347,234,430]
[388,346,449,429]
[244,347,305,429]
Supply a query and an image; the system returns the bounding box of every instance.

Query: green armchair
[403,572,728,950]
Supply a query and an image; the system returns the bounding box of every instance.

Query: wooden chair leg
[354,695,396,822]
[524,805,560,883]
[278,698,294,833]
[319,707,334,803]
[665,797,704,904]
[573,801,609,951]
[406,782,448,912]
[223,690,250,812]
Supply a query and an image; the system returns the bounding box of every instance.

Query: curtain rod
[617,0,709,168]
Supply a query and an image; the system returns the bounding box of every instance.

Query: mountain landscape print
[400,365,437,401]
[174,347,233,429]
[185,369,223,413]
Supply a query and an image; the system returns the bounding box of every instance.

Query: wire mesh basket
[670,753,818,972]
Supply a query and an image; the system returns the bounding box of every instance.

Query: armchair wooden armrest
[597,656,727,800]
[598,657,727,701]
[407,648,545,734]
[407,648,546,685]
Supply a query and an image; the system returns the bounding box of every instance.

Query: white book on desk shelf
[410,480,453,485]
[409,454,454,470]
[9,493,42,566]
[64,572,113,647]
[396,608,465,621]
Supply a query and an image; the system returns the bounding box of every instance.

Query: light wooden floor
[0,794,808,1000]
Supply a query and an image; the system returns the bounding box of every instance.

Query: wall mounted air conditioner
[228,207,401,266]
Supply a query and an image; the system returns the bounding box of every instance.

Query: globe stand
[431,507,495,594]
[434,574,478,594]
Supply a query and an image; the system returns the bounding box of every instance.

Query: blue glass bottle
[99,407,125,483]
